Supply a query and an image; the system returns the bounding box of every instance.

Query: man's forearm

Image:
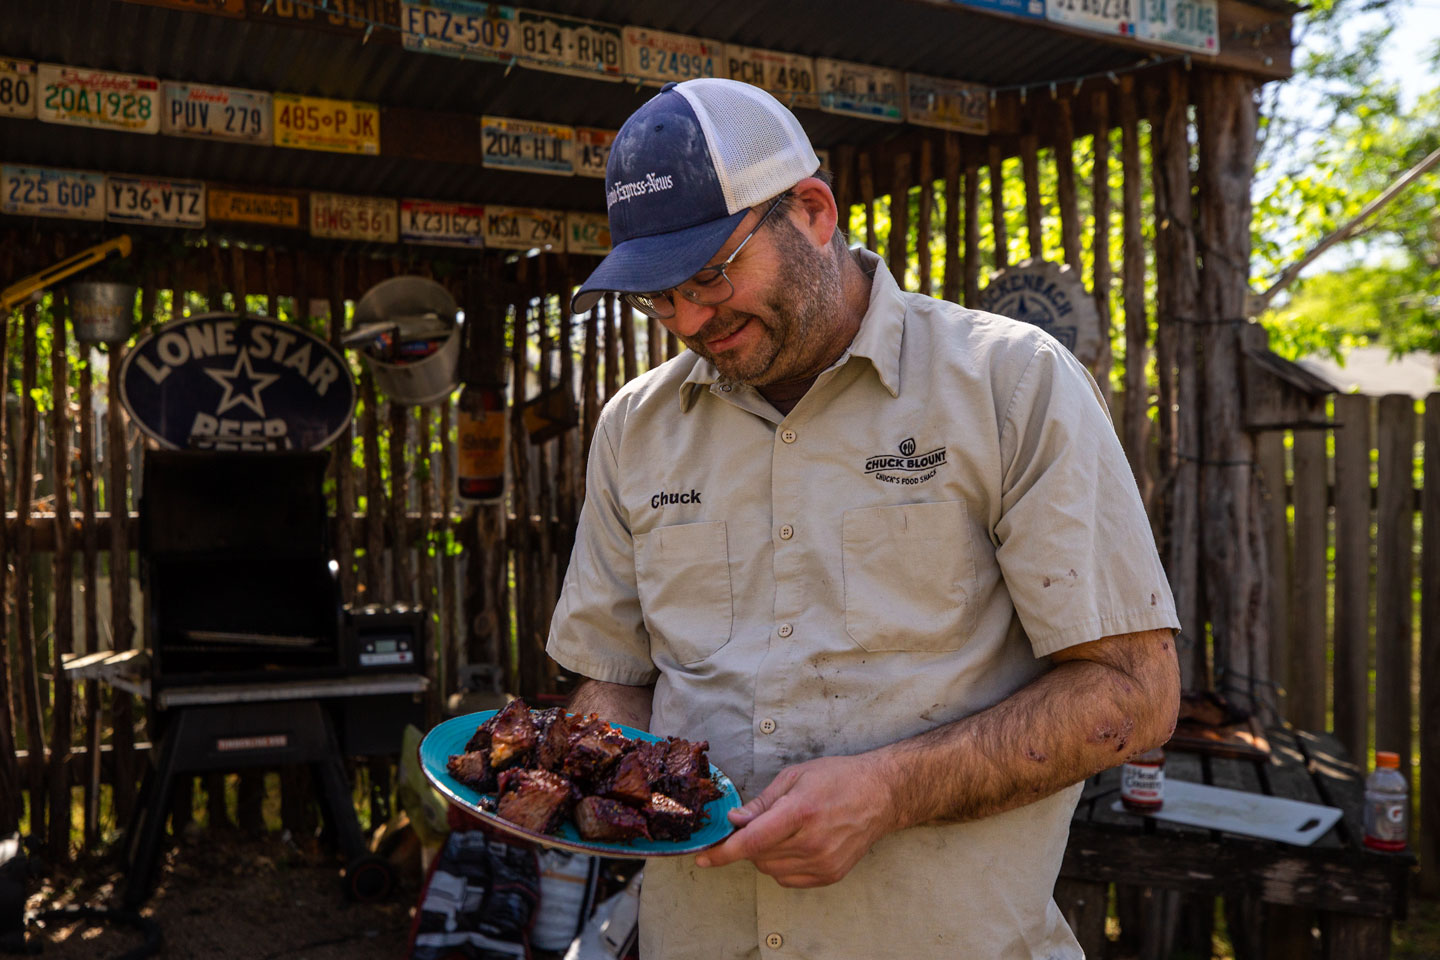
[877,628,1179,828]
[568,678,655,731]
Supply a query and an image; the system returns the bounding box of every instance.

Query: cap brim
[570,209,748,315]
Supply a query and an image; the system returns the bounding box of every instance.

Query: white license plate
[565,212,611,255]
[1,165,104,220]
[401,199,485,248]
[0,58,37,119]
[401,0,517,62]
[725,44,818,109]
[816,59,903,122]
[1137,0,1218,52]
[161,82,271,143]
[310,192,398,243]
[1045,0,1137,38]
[37,63,161,133]
[516,10,622,80]
[105,175,205,228]
[574,127,615,178]
[904,73,990,135]
[484,205,563,251]
[622,27,723,86]
[481,116,574,175]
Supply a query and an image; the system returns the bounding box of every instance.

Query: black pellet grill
[120,449,428,908]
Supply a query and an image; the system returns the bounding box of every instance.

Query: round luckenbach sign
[120,312,356,451]
[978,259,1102,367]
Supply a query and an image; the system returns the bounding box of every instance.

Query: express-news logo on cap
[571,78,820,315]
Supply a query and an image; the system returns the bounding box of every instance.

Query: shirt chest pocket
[842,500,978,653]
[634,520,734,666]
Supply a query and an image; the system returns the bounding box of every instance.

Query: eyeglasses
[623,195,787,320]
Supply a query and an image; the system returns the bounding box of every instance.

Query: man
[547,78,1180,959]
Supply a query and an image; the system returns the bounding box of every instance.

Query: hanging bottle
[456,299,508,503]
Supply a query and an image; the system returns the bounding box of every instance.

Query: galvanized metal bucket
[68,282,137,343]
[349,277,460,406]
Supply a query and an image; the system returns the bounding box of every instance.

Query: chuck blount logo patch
[865,437,946,486]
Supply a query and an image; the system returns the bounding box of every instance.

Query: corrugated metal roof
[0,0,1202,215]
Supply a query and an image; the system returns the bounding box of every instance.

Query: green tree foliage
[1254,2,1439,360]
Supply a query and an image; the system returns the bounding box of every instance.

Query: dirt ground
[21,831,418,959]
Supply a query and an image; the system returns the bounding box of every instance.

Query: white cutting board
[1110,780,1343,846]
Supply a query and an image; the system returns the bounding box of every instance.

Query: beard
[680,220,847,386]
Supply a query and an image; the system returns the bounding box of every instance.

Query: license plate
[481,116,574,175]
[310,193,398,242]
[483,205,564,251]
[245,0,402,42]
[161,82,271,144]
[574,127,615,178]
[401,198,485,247]
[515,10,622,81]
[1,165,104,221]
[401,1,517,63]
[948,0,1045,18]
[208,187,303,228]
[274,93,380,154]
[565,212,611,255]
[724,44,818,109]
[105,175,206,228]
[622,27,723,86]
[0,58,37,119]
[904,73,990,135]
[37,63,161,134]
[816,59,903,122]
[1137,0,1218,52]
[1045,0,1137,38]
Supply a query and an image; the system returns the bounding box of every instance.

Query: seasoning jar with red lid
[1121,747,1165,813]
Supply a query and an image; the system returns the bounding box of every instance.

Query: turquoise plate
[420,710,741,857]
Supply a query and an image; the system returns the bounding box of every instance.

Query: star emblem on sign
[204,350,280,417]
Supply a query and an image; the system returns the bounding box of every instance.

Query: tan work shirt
[547,248,1180,959]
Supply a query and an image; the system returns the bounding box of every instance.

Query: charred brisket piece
[489,699,539,771]
[464,712,497,754]
[644,793,704,841]
[533,707,576,771]
[495,768,576,835]
[597,750,653,808]
[446,750,497,793]
[561,717,631,785]
[574,796,651,842]
[657,737,722,811]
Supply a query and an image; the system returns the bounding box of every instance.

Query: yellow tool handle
[1,234,133,313]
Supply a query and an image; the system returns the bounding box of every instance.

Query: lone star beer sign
[978,259,1102,367]
[119,313,356,451]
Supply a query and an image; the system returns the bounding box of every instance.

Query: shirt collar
[678,246,907,411]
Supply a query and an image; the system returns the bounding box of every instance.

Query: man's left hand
[694,753,896,888]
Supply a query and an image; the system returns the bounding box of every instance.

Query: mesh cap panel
[674,79,820,213]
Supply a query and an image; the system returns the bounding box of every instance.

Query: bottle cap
[1375,751,1400,769]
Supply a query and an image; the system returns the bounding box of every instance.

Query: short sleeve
[995,340,1180,657]
[545,415,659,685]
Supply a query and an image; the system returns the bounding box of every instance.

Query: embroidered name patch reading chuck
[865,437,946,486]
[651,488,702,508]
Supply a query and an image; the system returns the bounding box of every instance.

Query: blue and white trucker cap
[570,78,820,315]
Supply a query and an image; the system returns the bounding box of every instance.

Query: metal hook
[1020,87,1027,105]
[1049,82,1057,100]
[363,23,374,43]
[1074,78,1084,95]
[1107,71,1119,85]
[1183,55,1192,71]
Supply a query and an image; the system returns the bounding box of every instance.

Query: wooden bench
[1057,725,1413,959]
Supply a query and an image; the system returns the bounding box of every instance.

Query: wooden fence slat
[1331,394,1371,761]
[988,143,1009,271]
[942,133,961,304]
[620,298,637,385]
[389,402,412,604]
[1374,394,1415,782]
[48,292,75,858]
[16,303,46,839]
[106,330,136,826]
[361,369,386,599]
[1053,99,1081,271]
[859,151,876,253]
[510,297,537,694]
[1020,133,1043,260]
[1257,431,1291,709]
[1289,428,1329,731]
[916,139,933,297]
[329,254,358,604]
[417,407,438,725]
[0,306,16,835]
[889,152,912,287]
[78,339,101,848]
[1091,89,1116,416]
[603,294,619,402]
[1421,392,1439,895]
[1119,81,1147,485]
[963,160,980,307]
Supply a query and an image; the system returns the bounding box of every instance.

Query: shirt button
[778,524,794,540]
[765,933,784,949]
[781,429,797,444]
[777,623,793,638]
[759,718,777,734]
[721,384,732,392]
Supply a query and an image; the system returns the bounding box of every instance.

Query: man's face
[660,206,845,386]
